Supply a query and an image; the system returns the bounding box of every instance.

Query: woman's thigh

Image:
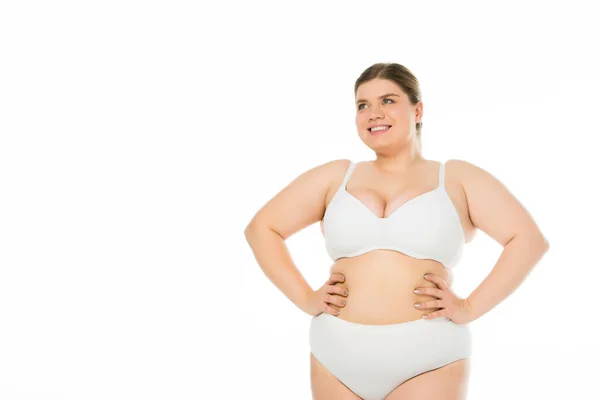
[310,353,362,400]
[385,358,471,400]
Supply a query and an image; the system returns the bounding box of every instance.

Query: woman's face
[355,78,422,149]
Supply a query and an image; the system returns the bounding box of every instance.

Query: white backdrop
[1,1,598,399]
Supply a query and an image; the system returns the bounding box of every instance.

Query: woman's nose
[368,104,384,120]
[369,110,384,120]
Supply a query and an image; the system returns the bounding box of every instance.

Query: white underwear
[309,313,472,400]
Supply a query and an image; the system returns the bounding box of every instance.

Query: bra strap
[341,161,356,187]
[438,162,446,187]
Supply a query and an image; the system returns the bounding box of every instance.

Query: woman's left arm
[454,159,550,323]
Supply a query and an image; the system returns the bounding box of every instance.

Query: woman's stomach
[329,249,454,325]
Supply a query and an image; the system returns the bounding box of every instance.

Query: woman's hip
[309,312,472,365]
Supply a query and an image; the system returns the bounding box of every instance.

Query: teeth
[370,126,390,132]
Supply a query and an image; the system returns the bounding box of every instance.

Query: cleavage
[346,184,437,219]
[343,161,440,220]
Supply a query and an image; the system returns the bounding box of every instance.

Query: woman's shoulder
[444,158,485,184]
[308,159,354,189]
[316,158,354,174]
[293,159,353,187]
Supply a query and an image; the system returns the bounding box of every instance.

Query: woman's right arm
[244,159,350,314]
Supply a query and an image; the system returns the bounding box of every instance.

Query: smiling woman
[368,124,391,134]
[244,62,549,400]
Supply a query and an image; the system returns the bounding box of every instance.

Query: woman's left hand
[414,273,474,325]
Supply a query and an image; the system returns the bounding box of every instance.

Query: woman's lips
[369,126,391,136]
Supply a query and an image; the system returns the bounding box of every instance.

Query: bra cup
[383,194,446,255]
[324,196,380,259]
[323,188,465,268]
[385,191,462,260]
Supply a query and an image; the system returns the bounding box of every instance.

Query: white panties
[309,313,472,400]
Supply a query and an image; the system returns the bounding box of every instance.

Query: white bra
[322,161,465,269]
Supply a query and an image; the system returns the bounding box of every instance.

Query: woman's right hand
[303,272,349,317]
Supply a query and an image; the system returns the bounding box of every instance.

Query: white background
[1,1,598,399]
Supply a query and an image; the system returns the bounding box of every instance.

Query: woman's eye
[357,98,393,110]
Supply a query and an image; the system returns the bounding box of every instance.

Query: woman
[244,63,549,400]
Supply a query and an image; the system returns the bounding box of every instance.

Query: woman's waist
[334,294,442,325]
[329,253,450,324]
[330,251,451,286]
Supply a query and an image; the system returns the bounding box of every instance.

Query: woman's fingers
[422,310,445,320]
[326,294,347,308]
[327,284,349,297]
[323,303,341,316]
[322,273,347,316]
[414,287,444,298]
[424,273,448,290]
[415,300,444,309]
[322,285,347,307]
[327,272,345,285]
